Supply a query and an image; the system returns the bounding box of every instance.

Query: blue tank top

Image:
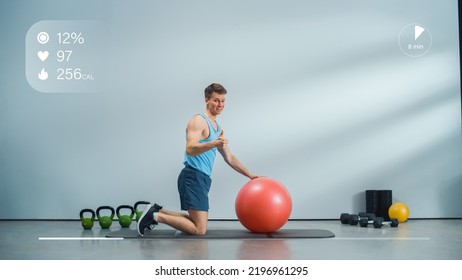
[183,113,221,176]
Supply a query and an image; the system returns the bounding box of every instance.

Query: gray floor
[0,219,461,260]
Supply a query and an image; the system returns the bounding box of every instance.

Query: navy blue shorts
[177,165,212,211]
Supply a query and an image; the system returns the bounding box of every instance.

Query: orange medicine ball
[388,202,409,223]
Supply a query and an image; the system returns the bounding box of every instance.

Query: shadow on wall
[352,191,366,213]
[439,174,462,218]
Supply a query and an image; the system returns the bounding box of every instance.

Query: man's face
[206,92,226,115]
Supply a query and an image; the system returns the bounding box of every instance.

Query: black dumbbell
[373,217,399,228]
[359,213,385,227]
[340,213,350,225]
[340,213,350,224]
[359,216,376,227]
[355,212,376,226]
[340,212,375,225]
[340,212,362,225]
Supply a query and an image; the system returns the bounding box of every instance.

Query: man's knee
[193,228,207,236]
[188,209,208,235]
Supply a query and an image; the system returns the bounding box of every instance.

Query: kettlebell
[79,208,96,230]
[116,205,135,227]
[134,201,151,222]
[96,206,115,229]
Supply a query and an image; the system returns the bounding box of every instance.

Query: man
[137,83,257,236]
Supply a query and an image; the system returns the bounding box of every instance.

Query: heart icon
[37,51,49,61]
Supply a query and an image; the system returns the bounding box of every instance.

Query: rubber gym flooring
[0,219,460,260]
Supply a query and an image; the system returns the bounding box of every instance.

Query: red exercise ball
[235,177,292,233]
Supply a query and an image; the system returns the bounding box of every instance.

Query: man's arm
[217,132,257,179]
[185,115,227,156]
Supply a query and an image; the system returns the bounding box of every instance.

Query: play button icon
[398,23,432,57]
[415,25,425,40]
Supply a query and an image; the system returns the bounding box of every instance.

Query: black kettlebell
[134,201,151,222]
[79,208,96,230]
[116,205,135,228]
[96,206,115,229]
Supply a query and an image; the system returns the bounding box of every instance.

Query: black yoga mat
[106,228,335,239]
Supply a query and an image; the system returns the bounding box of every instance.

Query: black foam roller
[365,190,378,215]
[377,190,392,221]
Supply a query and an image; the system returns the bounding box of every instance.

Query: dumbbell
[373,217,399,228]
[359,214,390,227]
[340,212,375,225]
[340,213,353,224]
[96,206,115,229]
[357,213,378,227]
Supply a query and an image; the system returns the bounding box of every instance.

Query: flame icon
[38,68,48,80]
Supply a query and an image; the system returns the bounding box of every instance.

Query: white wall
[1,0,461,219]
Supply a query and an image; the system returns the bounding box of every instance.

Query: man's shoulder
[188,114,208,128]
[190,113,207,122]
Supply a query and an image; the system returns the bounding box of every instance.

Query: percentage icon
[57,32,85,45]
[71,32,84,44]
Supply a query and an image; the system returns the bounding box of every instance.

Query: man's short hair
[204,83,227,99]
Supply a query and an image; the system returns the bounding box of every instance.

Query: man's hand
[215,130,228,149]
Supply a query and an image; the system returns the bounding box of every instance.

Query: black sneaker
[137,204,159,236]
